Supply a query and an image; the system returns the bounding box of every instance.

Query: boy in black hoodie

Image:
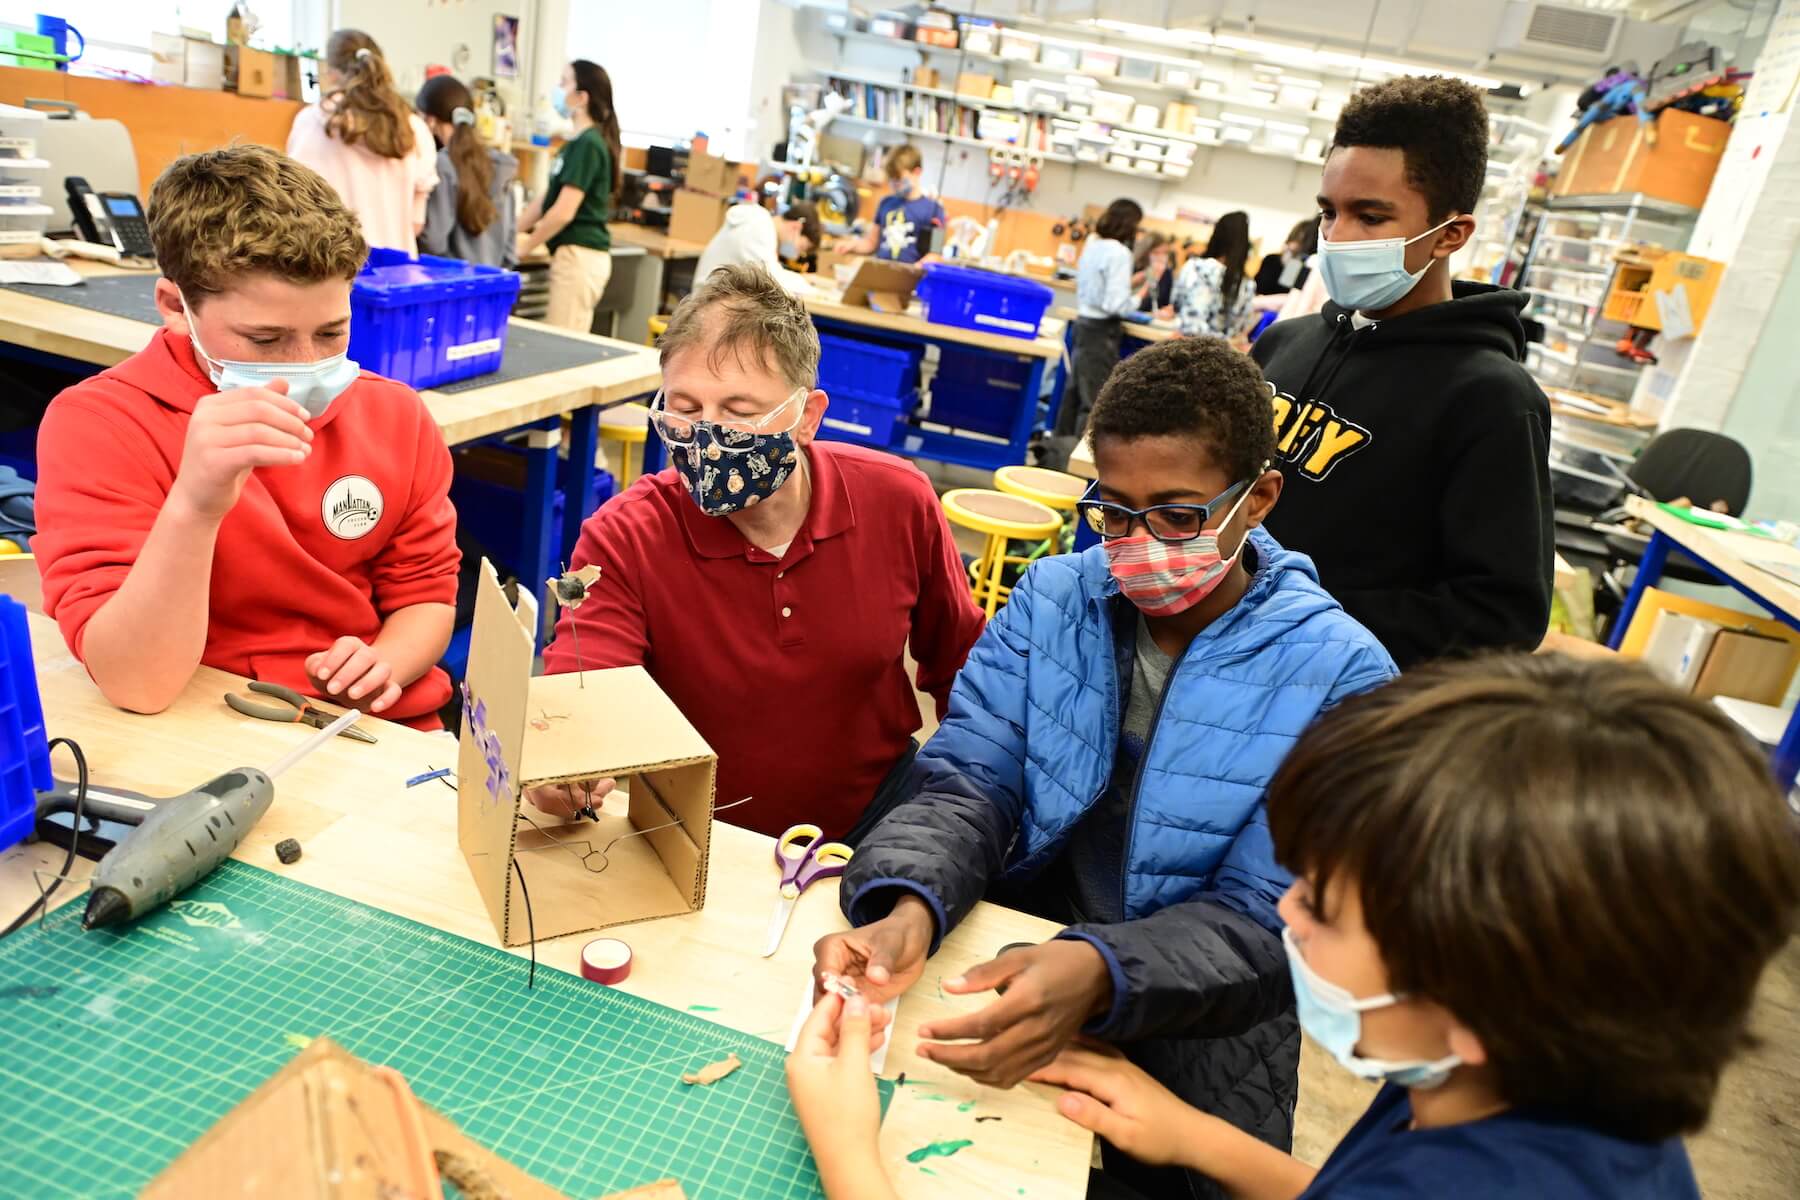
[1252,76,1552,668]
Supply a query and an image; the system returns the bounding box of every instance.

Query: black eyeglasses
[1076,477,1254,544]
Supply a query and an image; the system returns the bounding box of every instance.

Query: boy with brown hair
[33,145,460,727]
[788,655,1800,1199]
[839,143,945,263]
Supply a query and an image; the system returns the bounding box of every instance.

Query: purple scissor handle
[762,823,854,957]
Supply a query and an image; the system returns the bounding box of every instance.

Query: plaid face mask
[1100,483,1253,617]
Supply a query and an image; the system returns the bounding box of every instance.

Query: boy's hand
[812,894,934,1005]
[915,939,1111,1089]
[305,636,402,713]
[1029,1044,1196,1167]
[527,778,618,819]
[170,378,313,521]
[786,992,895,1195]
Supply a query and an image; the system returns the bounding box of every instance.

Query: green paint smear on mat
[281,1033,312,1050]
[920,1168,938,1177]
[686,1005,720,1012]
[957,1101,976,1112]
[916,1093,951,1102]
[906,1139,974,1164]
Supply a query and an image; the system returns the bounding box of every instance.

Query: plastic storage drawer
[0,596,52,855]
[349,248,523,390]
[915,264,1053,340]
[817,333,922,406]
[927,345,1032,439]
[818,388,916,449]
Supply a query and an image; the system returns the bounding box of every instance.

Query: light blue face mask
[1283,927,1462,1089]
[1315,216,1457,314]
[552,89,571,119]
[181,289,360,420]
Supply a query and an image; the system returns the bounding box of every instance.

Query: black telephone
[65,176,154,258]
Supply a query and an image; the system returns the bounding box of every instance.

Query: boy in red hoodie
[33,145,459,726]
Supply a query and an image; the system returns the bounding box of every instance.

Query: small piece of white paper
[1653,285,1696,341]
[784,974,899,1076]
[0,261,81,286]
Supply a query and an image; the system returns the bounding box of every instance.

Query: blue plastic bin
[818,384,918,450]
[349,248,523,390]
[817,333,922,406]
[0,595,52,854]
[926,346,1032,439]
[915,264,1053,340]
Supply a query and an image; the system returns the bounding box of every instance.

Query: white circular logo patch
[321,475,384,540]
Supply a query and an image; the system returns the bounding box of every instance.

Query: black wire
[512,857,536,990]
[2,737,87,938]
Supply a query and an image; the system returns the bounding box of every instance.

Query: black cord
[511,857,536,990]
[2,737,87,938]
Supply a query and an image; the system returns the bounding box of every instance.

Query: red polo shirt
[544,441,984,839]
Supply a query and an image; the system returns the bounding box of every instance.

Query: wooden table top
[805,290,1065,360]
[607,223,709,261]
[1,610,1091,1199]
[1625,495,1800,625]
[0,262,662,448]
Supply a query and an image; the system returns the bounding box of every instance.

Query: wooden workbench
[809,291,1066,361]
[0,610,1092,1199]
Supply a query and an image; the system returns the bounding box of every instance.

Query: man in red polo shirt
[539,263,984,842]
[34,146,459,727]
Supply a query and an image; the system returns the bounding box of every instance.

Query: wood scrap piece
[679,1052,742,1087]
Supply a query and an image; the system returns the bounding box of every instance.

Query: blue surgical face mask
[1315,216,1457,314]
[1283,927,1462,1089]
[181,289,360,420]
[778,237,801,261]
[552,89,571,119]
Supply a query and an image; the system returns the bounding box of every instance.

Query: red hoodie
[34,327,460,726]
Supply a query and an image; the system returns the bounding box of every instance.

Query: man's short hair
[149,144,367,301]
[1268,655,1800,1142]
[1087,337,1275,483]
[661,263,819,392]
[884,144,923,180]
[1330,76,1489,217]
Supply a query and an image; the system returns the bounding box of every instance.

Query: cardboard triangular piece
[841,257,922,309]
[457,559,719,947]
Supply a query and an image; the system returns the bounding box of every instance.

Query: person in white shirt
[695,201,820,295]
[1050,198,1141,466]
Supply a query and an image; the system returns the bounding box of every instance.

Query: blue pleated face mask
[180,290,359,420]
[1283,927,1463,1089]
[1315,216,1457,314]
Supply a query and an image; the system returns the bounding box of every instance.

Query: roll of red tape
[580,937,633,985]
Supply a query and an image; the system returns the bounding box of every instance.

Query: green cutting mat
[0,860,889,1199]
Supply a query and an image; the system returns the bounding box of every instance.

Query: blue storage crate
[915,264,1053,340]
[818,388,916,449]
[817,333,922,406]
[0,595,52,854]
[926,346,1032,439]
[349,248,523,390]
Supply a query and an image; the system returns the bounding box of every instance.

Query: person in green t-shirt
[520,59,622,331]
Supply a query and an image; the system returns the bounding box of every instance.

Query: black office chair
[1601,428,1753,586]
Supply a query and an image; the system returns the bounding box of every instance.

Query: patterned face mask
[672,422,802,517]
[1101,480,1256,617]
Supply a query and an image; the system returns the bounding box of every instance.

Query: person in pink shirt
[286,29,436,255]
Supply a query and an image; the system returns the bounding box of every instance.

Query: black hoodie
[1250,282,1552,668]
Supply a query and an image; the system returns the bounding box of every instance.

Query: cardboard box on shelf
[225,44,275,98]
[1552,109,1727,210]
[457,559,719,948]
[667,188,729,244]
[184,38,225,91]
[955,72,995,100]
[272,53,306,100]
[1692,627,1800,705]
[914,65,941,89]
[150,32,186,84]
[1163,102,1199,133]
[683,149,735,197]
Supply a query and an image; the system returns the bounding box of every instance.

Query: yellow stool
[941,488,1063,617]
[600,402,651,489]
[993,464,1087,560]
[646,315,669,346]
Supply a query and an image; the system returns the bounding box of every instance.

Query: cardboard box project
[184,38,225,91]
[683,149,735,197]
[226,45,275,98]
[457,559,718,948]
[1553,109,1727,209]
[840,257,922,311]
[1692,627,1797,705]
[667,187,729,244]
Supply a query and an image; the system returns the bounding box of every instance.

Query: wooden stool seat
[600,402,652,488]
[646,315,670,347]
[992,464,1087,511]
[940,488,1062,617]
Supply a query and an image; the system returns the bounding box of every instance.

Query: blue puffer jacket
[844,529,1395,1191]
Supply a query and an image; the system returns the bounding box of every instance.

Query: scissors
[761,823,852,958]
[224,681,379,744]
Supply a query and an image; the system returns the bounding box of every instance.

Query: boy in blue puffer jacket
[811,336,1396,1198]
